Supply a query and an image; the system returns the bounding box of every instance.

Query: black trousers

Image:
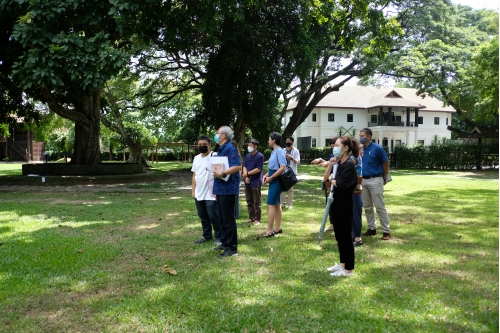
[216,194,238,251]
[329,191,355,270]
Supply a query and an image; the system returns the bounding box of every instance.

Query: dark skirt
[266,169,281,205]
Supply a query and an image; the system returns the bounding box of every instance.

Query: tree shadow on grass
[0,184,498,332]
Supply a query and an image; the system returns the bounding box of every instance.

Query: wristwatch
[221,171,226,178]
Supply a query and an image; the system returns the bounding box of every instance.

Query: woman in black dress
[323,136,358,277]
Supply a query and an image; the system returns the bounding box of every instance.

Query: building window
[418,140,424,145]
[396,140,402,146]
[312,138,316,147]
[418,117,423,124]
[312,113,316,122]
[371,115,378,123]
[347,114,353,122]
[325,139,333,146]
[434,117,440,125]
[446,118,449,125]
[328,113,334,122]
[395,116,401,123]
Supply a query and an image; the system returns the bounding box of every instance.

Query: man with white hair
[211,126,242,257]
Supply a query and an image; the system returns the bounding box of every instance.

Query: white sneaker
[326,263,343,272]
[288,205,293,209]
[330,269,353,277]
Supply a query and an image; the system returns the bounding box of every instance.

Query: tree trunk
[41,86,102,165]
[127,143,151,167]
[70,89,102,165]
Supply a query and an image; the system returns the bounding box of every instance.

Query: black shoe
[210,244,226,251]
[363,229,377,236]
[218,249,238,257]
[263,232,275,237]
[353,239,363,247]
[274,228,282,234]
[194,237,209,244]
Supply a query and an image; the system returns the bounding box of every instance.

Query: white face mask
[248,147,254,153]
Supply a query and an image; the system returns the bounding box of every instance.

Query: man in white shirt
[191,135,221,245]
[281,136,300,209]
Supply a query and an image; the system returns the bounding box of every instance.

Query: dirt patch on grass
[0,169,194,193]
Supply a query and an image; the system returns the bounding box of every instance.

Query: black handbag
[279,165,298,192]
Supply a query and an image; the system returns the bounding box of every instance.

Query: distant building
[285,86,455,152]
[0,128,45,162]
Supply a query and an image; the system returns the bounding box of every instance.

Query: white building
[285,86,455,152]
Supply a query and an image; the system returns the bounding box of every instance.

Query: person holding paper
[191,135,221,245]
[359,128,391,240]
[262,132,287,237]
[211,126,242,257]
[324,136,357,277]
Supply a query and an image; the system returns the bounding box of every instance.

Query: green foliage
[263,149,272,161]
[380,3,499,131]
[0,123,10,137]
[393,143,499,169]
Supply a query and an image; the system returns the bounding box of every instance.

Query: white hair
[219,126,234,141]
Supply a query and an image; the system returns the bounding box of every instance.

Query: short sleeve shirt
[191,153,215,201]
[212,141,241,195]
[244,151,264,187]
[267,148,287,171]
[362,142,388,176]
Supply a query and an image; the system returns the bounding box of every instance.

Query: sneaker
[194,237,209,244]
[363,229,377,236]
[218,249,238,257]
[210,244,226,251]
[330,269,353,277]
[327,262,343,272]
[381,233,391,240]
[214,240,222,246]
[281,203,286,208]
[288,205,293,209]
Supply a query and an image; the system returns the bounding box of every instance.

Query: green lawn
[0,164,498,332]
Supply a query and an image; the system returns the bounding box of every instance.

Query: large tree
[278,0,406,140]
[372,4,499,138]
[0,0,172,164]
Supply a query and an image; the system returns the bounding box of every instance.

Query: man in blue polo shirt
[359,128,391,240]
[211,125,242,257]
[242,138,264,226]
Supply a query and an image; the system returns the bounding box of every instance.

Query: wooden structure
[154,142,194,163]
[0,129,44,162]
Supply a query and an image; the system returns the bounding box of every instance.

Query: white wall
[286,108,452,149]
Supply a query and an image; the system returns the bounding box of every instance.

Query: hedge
[391,143,498,169]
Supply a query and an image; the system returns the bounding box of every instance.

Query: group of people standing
[323,128,391,277]
[190,125,390,278]
[191,126,300,258]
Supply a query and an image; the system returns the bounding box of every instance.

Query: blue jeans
[194,199,221,241]
[352,194,363,238]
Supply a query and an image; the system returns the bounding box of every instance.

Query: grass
[0,163,498,332]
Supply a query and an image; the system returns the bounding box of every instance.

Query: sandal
[263,232,275,237]
[274,228,282,234]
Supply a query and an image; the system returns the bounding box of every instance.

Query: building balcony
[368,121,416,127]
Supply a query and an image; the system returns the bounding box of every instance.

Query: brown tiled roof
[287,86,455,112]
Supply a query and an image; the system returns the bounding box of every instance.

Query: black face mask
[286,142,292,147]
[198,146,209,154]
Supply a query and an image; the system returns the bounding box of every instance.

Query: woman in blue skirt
[262,132,287,237]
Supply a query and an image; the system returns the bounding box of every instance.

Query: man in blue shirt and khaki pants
[359,128,391,240]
